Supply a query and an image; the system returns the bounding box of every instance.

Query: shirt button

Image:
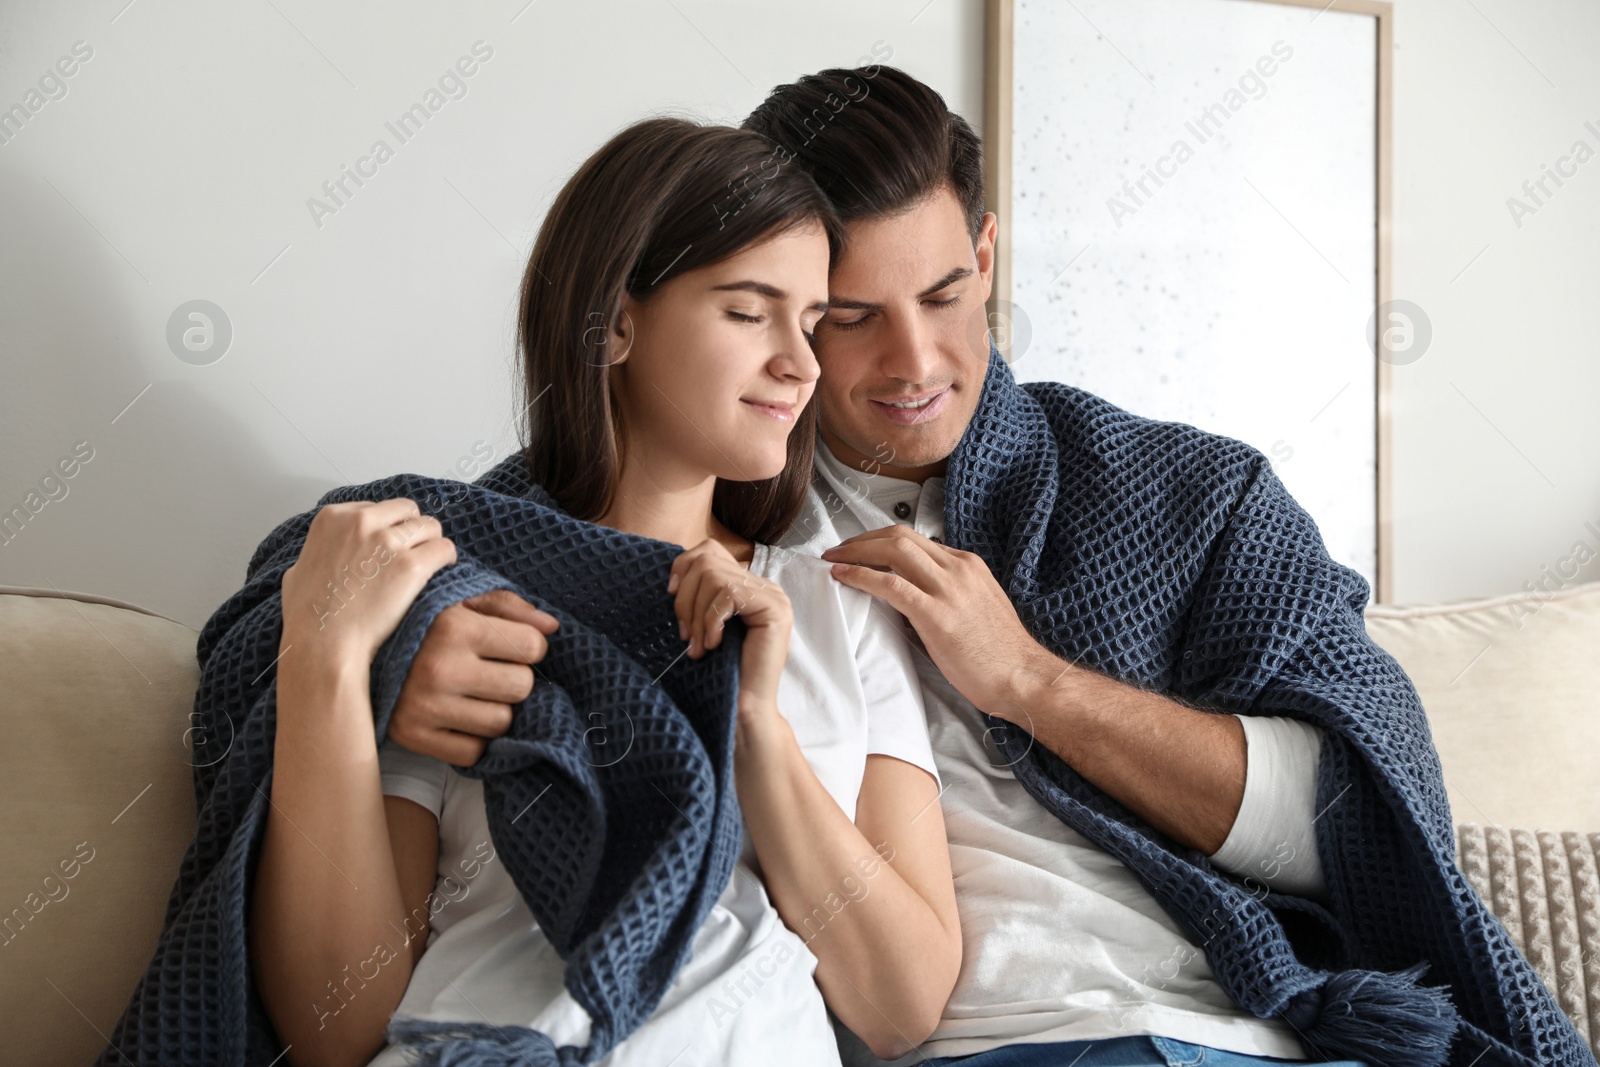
[893,501,912,519]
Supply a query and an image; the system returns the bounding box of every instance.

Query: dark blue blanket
[96,468,746,1066]
[946,344,1595,1067]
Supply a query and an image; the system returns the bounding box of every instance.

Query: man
[385,67,1591,1067]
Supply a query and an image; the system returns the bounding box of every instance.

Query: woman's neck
[598,456,753,563]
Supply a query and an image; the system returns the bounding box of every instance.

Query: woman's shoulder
[753,542,873,640]
[753,541,826,578]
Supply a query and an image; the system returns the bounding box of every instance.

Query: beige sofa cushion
[1365,580,1600,831]
[1456,825,1600,1060]
[0,587,200,1067]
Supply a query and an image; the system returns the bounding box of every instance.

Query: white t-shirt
[365,542,939,1067]
[784,441,1320,1064]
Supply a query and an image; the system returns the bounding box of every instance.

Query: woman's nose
[775,324,821,383]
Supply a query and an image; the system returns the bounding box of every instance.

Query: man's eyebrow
[827,266,975,311]
[711,280,829,314]
[918,266,974,298]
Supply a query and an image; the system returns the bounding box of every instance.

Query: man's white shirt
[777,440,1328,1063]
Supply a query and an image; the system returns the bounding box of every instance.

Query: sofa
[3,578,1597,1065]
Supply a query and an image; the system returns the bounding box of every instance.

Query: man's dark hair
[742,65,985,242]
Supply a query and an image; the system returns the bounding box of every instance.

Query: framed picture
[985,0,1395,601]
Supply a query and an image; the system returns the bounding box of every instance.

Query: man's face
[812,185,999,482]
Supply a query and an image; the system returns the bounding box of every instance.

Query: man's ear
[975,211,999,300]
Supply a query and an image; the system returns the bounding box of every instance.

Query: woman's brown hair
[515,117,844,545]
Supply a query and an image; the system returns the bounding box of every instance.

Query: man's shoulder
[1021,379,1267,513]
[775,470,861,557]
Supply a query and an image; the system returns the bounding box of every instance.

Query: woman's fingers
[699,575,739,651]
[695,560,750,654]
[667,538,721,594]
[687,565,726,657]
[391,513,443,550]
[285,497,461,664]
[672,542,720,650]
[354,498,430,550]
[408,532,458,580]
[359,496,424,527]
[673,556,705,649]
[669,541,781,658]
[673,555,730,658]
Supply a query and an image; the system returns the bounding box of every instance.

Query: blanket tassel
[1283,961,1459,1067]
[385,1017,574,1067]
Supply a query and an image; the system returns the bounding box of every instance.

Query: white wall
[2,0,1596,629]
[1381,0,1600,604]
[0,0,983,628]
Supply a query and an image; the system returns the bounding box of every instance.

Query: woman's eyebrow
[712,279,829,313]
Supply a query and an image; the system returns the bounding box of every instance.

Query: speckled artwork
[1007,0,1379,589]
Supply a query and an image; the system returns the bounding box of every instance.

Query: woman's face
[610,222,829,485]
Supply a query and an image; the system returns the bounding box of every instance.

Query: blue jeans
[925,1034,1370,1066]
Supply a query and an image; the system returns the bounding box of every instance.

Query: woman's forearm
[251,646,419,1067]
[734,710,959,1060]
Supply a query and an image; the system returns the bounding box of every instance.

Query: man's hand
[821,525,1058,722]
[824,525,1250,855]
[386,590,559,767]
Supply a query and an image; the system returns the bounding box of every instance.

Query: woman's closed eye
[730,308,821,344]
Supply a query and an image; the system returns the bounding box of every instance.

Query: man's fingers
[417,728,489,769]
[432,694,521,738]
[822,536,944,593]
[391,693,517,749]
[464,589,559,634]
[450,659,536,706]
[828,523,937,549]
[830,562,927,616]
[447,603,553,665]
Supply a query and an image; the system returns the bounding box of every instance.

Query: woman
[249,117,961,1067]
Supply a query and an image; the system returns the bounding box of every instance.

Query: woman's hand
[259,496,455,1067]
[668,539,791,716]
[281,498,458,670]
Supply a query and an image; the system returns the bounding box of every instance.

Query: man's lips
[868,387,951,426]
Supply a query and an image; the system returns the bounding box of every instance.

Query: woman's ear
[610,297,637,366]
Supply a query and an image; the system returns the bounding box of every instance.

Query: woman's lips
[868,387,950,426]
[741,398,796,422]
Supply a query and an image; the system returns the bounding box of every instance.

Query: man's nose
[877,311,941,385]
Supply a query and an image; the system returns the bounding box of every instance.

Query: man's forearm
[996,650,1246,855]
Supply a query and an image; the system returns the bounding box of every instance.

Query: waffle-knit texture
[942,345,1596,1067]
[94,462,744,1066]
